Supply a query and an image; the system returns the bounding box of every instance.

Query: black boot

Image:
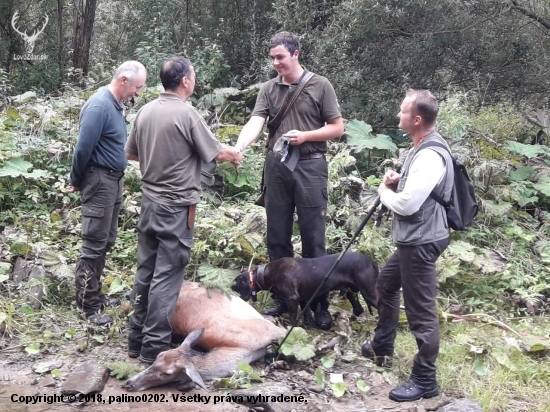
[263,296,287,316]
[388,379,438,402]
[86,313,113,326]
[99,294,121,309]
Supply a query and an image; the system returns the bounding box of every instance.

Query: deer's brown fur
[125,282,285,391]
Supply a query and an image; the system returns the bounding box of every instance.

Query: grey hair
[112,61,146,81]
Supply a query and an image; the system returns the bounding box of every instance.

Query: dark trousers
[75,166,124,316]
[264,151,329,310]
[372,238,449,383]
[265,151,328,260]
[128,194,194,359]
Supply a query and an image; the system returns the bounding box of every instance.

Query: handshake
[217,145,243,167]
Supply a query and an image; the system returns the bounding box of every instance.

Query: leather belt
[299,152,324,160]
[89,165,124,177]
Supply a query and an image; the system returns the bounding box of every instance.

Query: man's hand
[377,183,387,197]
[66,185,79,193]
[383,170,401,186]
[216,146,243,166]
[283,130,308,145]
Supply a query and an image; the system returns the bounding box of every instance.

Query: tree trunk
[73,0,98,75]
[57,0,64,84]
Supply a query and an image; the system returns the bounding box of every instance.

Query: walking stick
[276,196,382,354]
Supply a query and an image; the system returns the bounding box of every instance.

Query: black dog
[232,252,378,327]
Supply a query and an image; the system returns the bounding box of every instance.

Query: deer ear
[180,328,204,351]
[185,362,207,391]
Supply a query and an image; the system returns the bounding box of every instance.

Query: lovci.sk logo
[11,11,49,61]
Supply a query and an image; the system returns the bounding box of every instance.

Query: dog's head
[232,270,255,302]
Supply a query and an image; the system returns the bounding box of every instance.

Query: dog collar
[256,264,266,288]
[248,270,256,291]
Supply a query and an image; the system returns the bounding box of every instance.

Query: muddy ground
[0,308,463,412]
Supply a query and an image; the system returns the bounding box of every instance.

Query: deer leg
[193,346,266,382]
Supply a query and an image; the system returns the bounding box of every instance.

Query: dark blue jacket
[70,87,128,187]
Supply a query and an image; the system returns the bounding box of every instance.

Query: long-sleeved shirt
[70,87,128,187]
[381,148,445,216]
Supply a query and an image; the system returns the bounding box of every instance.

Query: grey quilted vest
[392,131,454,246]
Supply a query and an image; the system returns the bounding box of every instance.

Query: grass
[389,320,550,412]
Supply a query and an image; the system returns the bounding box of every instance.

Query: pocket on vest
[395,209,423,242]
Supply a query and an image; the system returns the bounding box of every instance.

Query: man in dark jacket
[68,61,147,325]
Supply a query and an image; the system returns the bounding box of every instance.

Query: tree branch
[510,0,550,31]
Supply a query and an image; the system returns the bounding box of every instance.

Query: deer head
[124,328,207,392]
[11,12,49,54]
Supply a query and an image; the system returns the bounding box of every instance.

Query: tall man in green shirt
[235,32,344,329]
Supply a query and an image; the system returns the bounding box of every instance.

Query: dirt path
[0,346,458,412]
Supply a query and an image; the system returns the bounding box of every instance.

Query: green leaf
[474,360,486,376]
[6,107,24,122]
[346,120,397,153]
[356,379,370,392]
[51,369,61,378]
[197,265,239,290]
[65,328,76,339]
[237,233,264,255]
[25,343,41,355]
[520,332,550,352]
[314,368,325,388]
[483,200,513,217]
[321,355,335,369]
[279,327,308,346]
[5,234,33,255]
[0,158,50,179]
[236,360,253,374]
[280,342,294,356]
[213,377,237,389]
[91,335,104,343]
[292,341,316,361]
[448,240,476,262]
[509,167,535,182]
[0,274,9,283]
[249,372,263,383]
[107,277,126,295]
[533,176,550,197]
[505,142,545,158]
[0,262,11,277]
[491,348,515,370]
[518,196,538,207]
[331,382,347,397]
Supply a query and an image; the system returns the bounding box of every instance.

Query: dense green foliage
[1,2,550,410]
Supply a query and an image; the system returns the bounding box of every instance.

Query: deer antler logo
[11,12,49,54]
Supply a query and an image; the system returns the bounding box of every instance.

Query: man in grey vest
[362,89,454,402]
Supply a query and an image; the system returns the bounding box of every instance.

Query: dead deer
[124,281,285,391]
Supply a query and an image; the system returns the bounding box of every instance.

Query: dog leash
[275,196,383,356]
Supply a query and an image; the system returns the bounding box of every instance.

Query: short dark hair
[406,89,438,126]
[269,31,300,56]
[160,57,192,91]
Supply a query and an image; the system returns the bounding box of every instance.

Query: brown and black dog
[232,252,379,327]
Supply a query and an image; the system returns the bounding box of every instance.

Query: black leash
[276,196,382,355]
